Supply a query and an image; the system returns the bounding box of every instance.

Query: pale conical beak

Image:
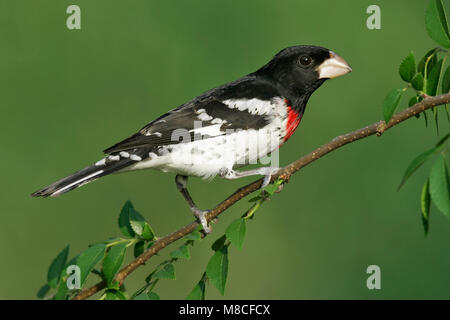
[316,51,352,79]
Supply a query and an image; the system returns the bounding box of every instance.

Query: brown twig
[73,93,450,300]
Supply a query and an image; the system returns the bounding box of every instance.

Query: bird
[32,45,352,232]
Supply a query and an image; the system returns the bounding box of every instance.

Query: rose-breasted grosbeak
[32,45,351,232]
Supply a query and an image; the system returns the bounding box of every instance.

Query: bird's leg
[219,167,280,188]
[175,175,211,233]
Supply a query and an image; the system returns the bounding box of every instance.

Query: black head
[255,45,351,108]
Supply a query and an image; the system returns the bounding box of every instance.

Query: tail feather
[31,157,135,197]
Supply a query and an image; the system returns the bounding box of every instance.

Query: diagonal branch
[73,93,450,300]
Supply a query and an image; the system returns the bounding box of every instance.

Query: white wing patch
[222,98,279,116]
[189,123,223,136]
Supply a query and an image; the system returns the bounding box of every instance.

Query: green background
[1,0,449,299]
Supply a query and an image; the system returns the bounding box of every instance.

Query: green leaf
[129,208,155,241]
[426,58,444,96]
[429,155,450,216]
[118,200,135,238]
[147,292,160,300]
[263,178,284,195]
[421,179,432,236]
[211,234,227,251]
[186,276,206,300]
[426,0,450,48]
[144,270,156,284]
[436,133,450,148]
[184,230,202,241]
[53,255,78,300]
[411,73,424,91]
[47,245,69,289]
[103,243,127,287]
[170,245,190,259]
[248,195,262,202]
[76,243,106,286]
[409,96,420,119]
[263,184,278,195]
[423,109,429,127]
[134,291,160,300]
[105,289,127,300]
[104,237,121,245]
[433,107,440,135]
[37,284,50,299]
[418,48,438,77]
[133,292,149,300]
[383,88,405,123]
[206,246,228,295]
[399,52,416,82]
[397,147,437,190]
[442,65,450,93]
[225,219,247,249]
[134,240,145,258]
[53,280,68,300]
[153,263,176,280]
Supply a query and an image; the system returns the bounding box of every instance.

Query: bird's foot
[261,167,280,189]
[192,208,211,234]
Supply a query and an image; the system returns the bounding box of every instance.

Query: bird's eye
[298,55,313,67]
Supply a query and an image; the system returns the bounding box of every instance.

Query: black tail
[31,157,135,197]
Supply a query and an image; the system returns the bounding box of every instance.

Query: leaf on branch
[409,96,421,118]
[399,52,416,82]
[425,0,450,48]
[408,96,419,107]
[383,88,405,123]
[133,291,160,300]
[418,48,438,77]
[47,245,69,289]
[442,65,450,94]
[421,179,432,236]
[186,275,206,300]
[133,240,145,258]
[211,235,227,251]
[398,148,437,190]
[147,292,160,300]
[170,245,190,259]
[411,73,424,91]
[225,218,247,249]
[76,243,106,286]
[153,263,176,280]
[103,243,127,288]
[206,246,228,295]
[398,134,449,190]
[118,200,135,238]
[184,230,202,241]
[263,178,284,195]
[423,109,429,127]
[433,108,440,135]
[129,208,155,241]
[105,289,127,300]
[436,133,450,147]
[426,58,445,96]
[429,154,450,217]
[37,284,50,299]
[53,279,69,300]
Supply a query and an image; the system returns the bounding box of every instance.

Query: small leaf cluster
[398,134,450,235]
[383,0,450,127]
[385,0,450,236]
[37,200,158,300]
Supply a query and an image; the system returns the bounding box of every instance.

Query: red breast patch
[283,99,302,142]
